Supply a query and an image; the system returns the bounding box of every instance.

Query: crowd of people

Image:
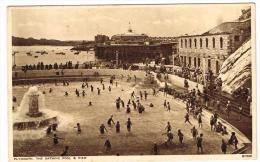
[232,86,251,103]
[26,74,242,156]
[18,61,136,73]
[12,58,250,156]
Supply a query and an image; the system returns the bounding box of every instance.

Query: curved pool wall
[12,69,147,85]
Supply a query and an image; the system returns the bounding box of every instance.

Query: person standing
[191,126,198,140]
[163,100,167,109]
[177,129,184,144]
[165,122,172,133]
[185,113,192,125]
[115,121,120,133]
[153,142,159,155]
[102,84,105,90]
[210,115,215,131]
[107,115,115,127]
[167,102,171,112]
[140,91,143,100]
[126,118,132,132]
[52,134,63,145]
[126,105,131,113]
[228,132,238,149]
[115,97,121,110]
[198,114,202,128]
[104,139,111,152]
[99,124,108,134]
[225,101,231,119]
[90,85,94,92]
[121,100,125,108]
[196,133,203,154]
[144,91,148,100]
[153,88,156,96]
[131,91,135,98]
[46,125,52,135]
[221,139,227,154]
[74,123,81,134]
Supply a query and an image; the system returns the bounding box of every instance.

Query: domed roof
[111,23,148,39]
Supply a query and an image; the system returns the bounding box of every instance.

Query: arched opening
[212,37,215,48]
[206,38,209,48]
[220,37,223,48]
[216,60,220,74]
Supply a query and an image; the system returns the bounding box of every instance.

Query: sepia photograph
[8,3,256,161]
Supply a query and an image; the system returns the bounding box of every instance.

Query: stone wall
[13,69,146,80]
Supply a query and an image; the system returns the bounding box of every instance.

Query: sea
[12,46,96,67]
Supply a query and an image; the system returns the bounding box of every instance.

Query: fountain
[13,86,58,130]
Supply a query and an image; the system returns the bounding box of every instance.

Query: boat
[56,52,65,55]
[26,52,32,56]
[74,51,80,55]
[34,55,38,58]
[35,51,41,53]
[41,51,48,55]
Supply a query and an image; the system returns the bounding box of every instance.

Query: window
[234,35,240,42]
[220,37,223,48]
[216,60,220,73]
[206,38,209,48]
[189,39,192,48]
[181,39,183,48]
[200,38,202,48]
[208,59,211,68]
[194,57,197,67]
[185,39,187,48]
[194,39,197,48]
[198,58,201,67]
[212,37,215,48]
[189,57,191,66]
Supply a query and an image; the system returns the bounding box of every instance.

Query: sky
[10,4,250,41]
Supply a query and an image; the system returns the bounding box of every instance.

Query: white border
[0,0,259,162]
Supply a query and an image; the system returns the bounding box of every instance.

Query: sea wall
[13,69,146,80]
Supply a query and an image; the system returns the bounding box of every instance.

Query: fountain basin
[13,116,57,130]
[13,86,58,130]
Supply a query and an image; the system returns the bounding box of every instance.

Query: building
[176,8,251,76]
[95,25,173,64]
[95,34,110,44]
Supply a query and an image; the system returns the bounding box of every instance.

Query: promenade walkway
[157,75,252,141]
